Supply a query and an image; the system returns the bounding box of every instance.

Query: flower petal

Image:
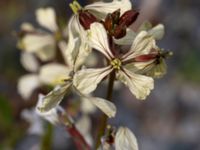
[148,24,165,40]
[89,23,113,60]
[73,66,112,94]
[36,83,71,112]
[122,31,156,62]
[118,68,154,100]
[20,52,39,72]
[22,33,55,52]
[35,45,56,61]
[36,94,65,125]
[36,7,58,32]
[115,127,138,150]
[85,0,132,19]
[18,74,41,100]
[39,63,71,85]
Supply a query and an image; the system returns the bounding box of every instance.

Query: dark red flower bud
[79,10,97,30]
[111,9,120,24]
[119,10,139,27]
[104,14,114,32]
[113,24,126,39]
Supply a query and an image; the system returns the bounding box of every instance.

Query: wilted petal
[118,68,154,100]
[114,28,136,45]
[36,94,65,125]
[122,31,156,62]
[73,66,112,94]
[39,63,71,85]
[36,83,71,112]
[83,96,116,118]
[115,127,138,150]
[148,24,165,40]
[22,34,55,52]
[18,74,41,100]
[36,7,58,32]
[85,0,132,19]
[89,23,114,60]
[20,52,39,72]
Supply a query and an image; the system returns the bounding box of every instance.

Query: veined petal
[20,52,39,72]
[22,34,55,52]
[36,94,65,125]
[39,63,71,86]
[85,0,132,19]
[36,7,58,32]
[73,66,112,94]
[115,127,138,150]
[89,23,113,60]
[114,28,136,45]
[122,31,156,62]
[148,24,165,40]
[118,68,154,100]
[37,83,71,112]
[18,74,41,100]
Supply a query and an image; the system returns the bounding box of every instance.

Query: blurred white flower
[73,23,154,100]
[115,127,138,150]
[18,7,66,61]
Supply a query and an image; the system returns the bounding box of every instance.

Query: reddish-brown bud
[113,24,126,39]
[111,9,120,24]
[79,10,97,30]
[119,10,139,27]
[104,14,114,32]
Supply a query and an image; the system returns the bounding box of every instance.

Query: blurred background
[0,0,200,150]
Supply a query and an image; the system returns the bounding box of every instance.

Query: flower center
[110,58,121,70]
[69,0,82,14]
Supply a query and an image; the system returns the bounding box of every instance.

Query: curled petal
[36,7,58,32]
[36,94,65,125]
[36,83,71,112]
[89,23,113,60]
[122,31,156,62]
[115,127,138,150]
[118,68,154,100]
[73,66,112,94]
[39,63,71,85]
[18,74,41,100]
[85,0,132,19]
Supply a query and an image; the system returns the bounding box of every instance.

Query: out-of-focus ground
[0,0,200,150]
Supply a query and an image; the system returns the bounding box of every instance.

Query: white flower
[115,127,138,150]
[18,7,64,61]
[73,23,154,100]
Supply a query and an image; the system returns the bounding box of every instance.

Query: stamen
[110,58,122,70]
[69,0,82,14]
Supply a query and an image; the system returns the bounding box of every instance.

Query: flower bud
[119,10,139,27]
[134,54,157,62]
[113,24,126,39]
[79,10,97,30]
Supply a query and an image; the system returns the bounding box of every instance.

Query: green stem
[41,123,53,150]
[95,71,115,149]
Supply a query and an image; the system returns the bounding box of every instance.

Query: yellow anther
[110,58,121,70]
[69,0,82,14]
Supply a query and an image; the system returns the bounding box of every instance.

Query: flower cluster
[17,0,171,149]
